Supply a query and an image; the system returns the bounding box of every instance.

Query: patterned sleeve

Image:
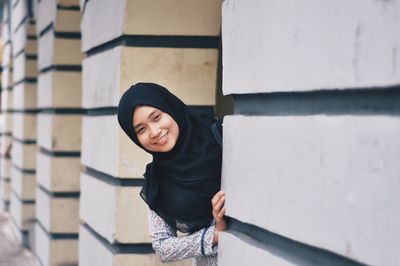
[147,208,218,263]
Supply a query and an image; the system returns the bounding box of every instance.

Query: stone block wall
[79,0,221,265]
[4,0,39,247]
[34,0,82,265]
[219,1,400,266]
[0,1,13,212]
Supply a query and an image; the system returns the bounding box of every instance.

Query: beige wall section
[11,141,37,170]
[12,113,36,140]
[34,223,78,266]
[38,31,82,70]
[120,48,217,105]
[1,157,12,178]
[35,0,80,33]
[36,188,79,233]
[80,173,150,243]
[38,71,82,108]
[13,53,38,82]
[9,192,35,230]
[12,83,37,109]
[11,168,36,199]
[83,46,217,108]
[0,178,11,202]
[81,0,222,51]
[36,152,81,192]
[123,0,222,36]
[1,90,13,113]
[37,113,82,152]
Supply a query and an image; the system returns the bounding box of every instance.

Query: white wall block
[36,188,79,233]
[2,43,12,67]
[81,0,222,51]
[36,152,80,192]
[83,46,217,108]
[11,0,27,33]
[80,173,150,243]
[12,113,36,140]
[37,113,82,151]
[222,0,400,95]
[2,21,10,43]
[0,158,12,178]
[12,22,28,55]
[11,167,35,200]
[219,232,295,266]
[222,115,400,266]
[79,225,183,266]
[1,66,11,89]
[81,115,150,178]
[34,223,78,266]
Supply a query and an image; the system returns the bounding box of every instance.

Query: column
[0,0,13,212]
[79,0,221,265]
[34,0,82,265]
[220,1,400,266]
[8,0,38,247]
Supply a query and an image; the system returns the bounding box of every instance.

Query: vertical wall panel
[220,1,400,266]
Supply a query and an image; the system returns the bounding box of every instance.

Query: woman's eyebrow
[133,110,158,130]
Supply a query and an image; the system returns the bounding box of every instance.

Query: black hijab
[117,83,222,233]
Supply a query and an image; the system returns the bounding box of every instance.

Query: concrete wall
[34,0,82,264]
[0,0,13,213]
[220,1,400,266]
[79,0,221,265]
[1,0,39,248]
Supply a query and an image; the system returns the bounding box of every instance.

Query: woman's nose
[149,124,161,138]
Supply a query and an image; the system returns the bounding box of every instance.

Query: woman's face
[132,105,179,152]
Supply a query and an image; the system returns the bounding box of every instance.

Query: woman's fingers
[213,196,225,213]
[217,206,226,218]
[211,191,225,206]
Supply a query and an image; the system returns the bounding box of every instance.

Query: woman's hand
[211,190,227,245]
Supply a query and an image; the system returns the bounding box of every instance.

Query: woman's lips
[155,132,168,145]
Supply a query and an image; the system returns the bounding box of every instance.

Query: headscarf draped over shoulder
[117,83,222,233]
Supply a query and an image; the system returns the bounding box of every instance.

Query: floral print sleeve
[147,208,218,264]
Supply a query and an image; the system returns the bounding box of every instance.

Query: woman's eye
[137,127,145,134]
[154,114,161,121]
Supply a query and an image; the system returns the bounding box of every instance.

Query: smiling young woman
[133,105,179,153]
[117,83,226,266]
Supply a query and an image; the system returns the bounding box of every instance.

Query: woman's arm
[147,209,218,263]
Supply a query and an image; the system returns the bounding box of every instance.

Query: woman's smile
[155,132,168,145]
